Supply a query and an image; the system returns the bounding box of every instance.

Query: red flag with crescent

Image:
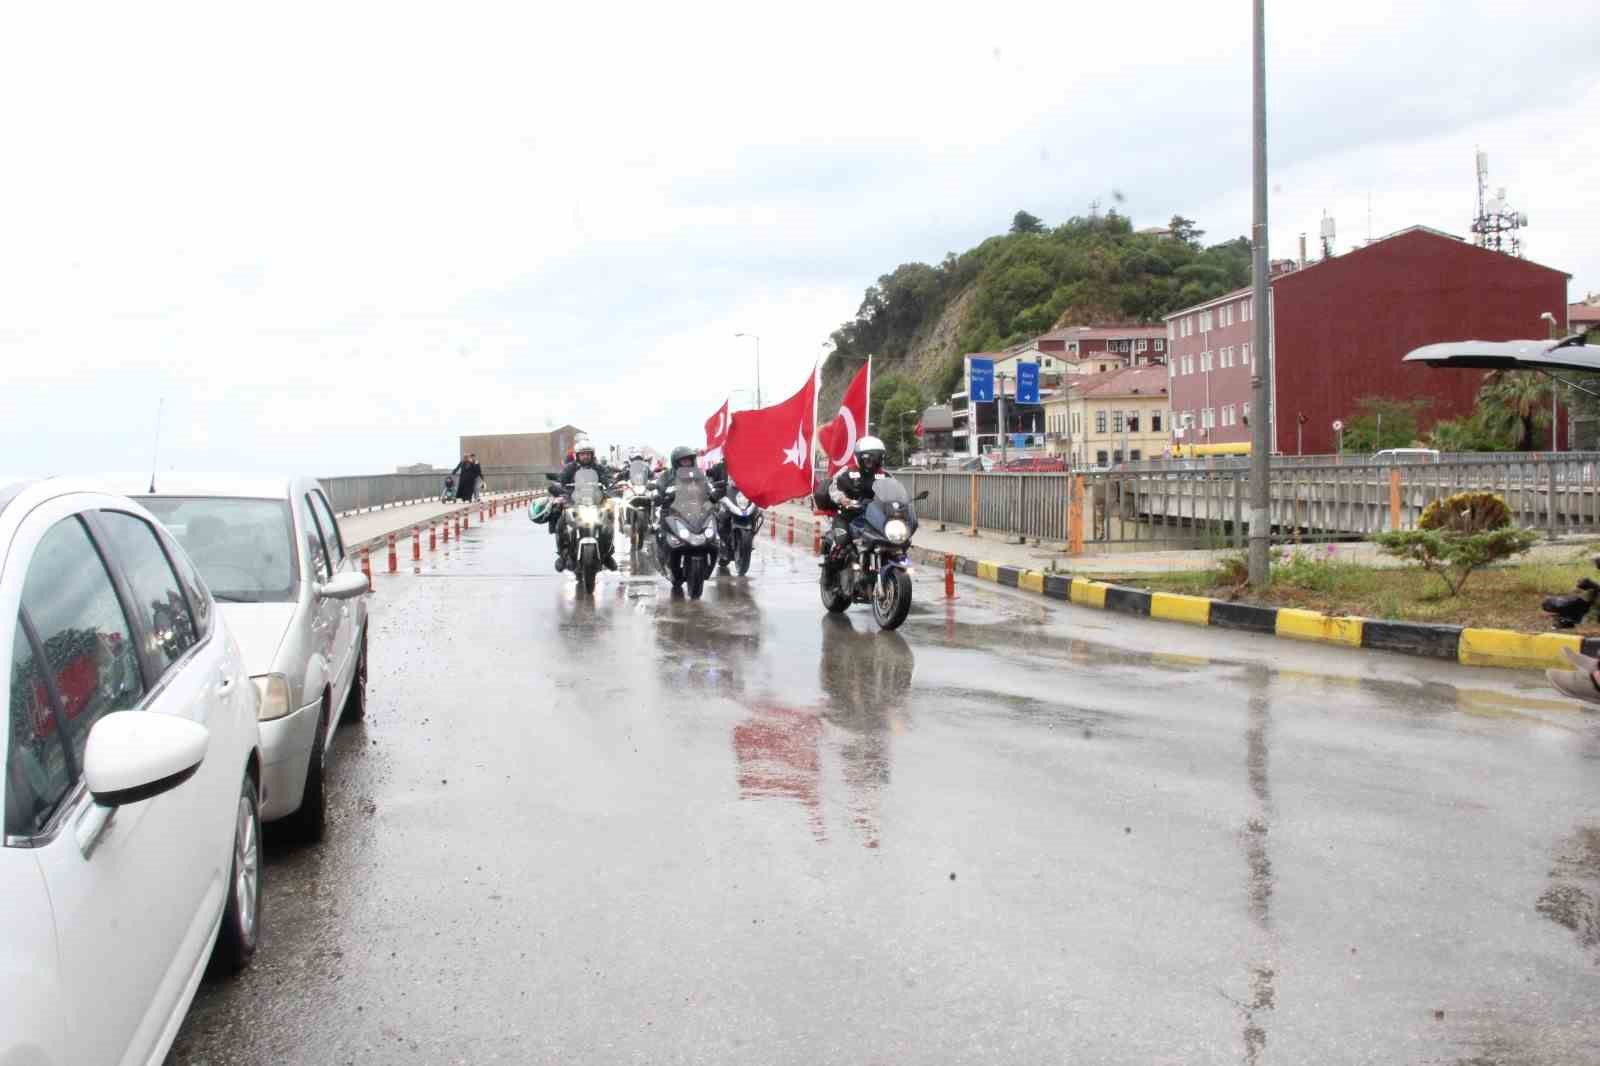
[817,361,870,476]
[725,368,818,508]
[703,399,731,464]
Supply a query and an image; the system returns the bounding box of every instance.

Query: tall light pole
[1247,0,1273,588]
[735,332,762,408]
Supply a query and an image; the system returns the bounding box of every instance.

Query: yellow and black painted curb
[915,545,1590,672]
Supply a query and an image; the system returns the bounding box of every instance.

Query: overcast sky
[3,1,1596,477]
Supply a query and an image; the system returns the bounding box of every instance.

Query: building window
[1095,411,1107,434]
[1127,411,1140,432]
[1200,310,1213,331]
[1136,339,1148,352]
[1243,298,1252,321]
[1154,339,1165,352]
[1112,411,1125,432]
[1186,316,1195,337]
[1130,449,1141,461]
[1242,343,1250,365]
[1152,411,1163,432]
[1202,408,1215,429]
[1167,322,1176,341]
[1200,351,1213,372]
[1243,401,1251,422]
[1096,450,1109,465]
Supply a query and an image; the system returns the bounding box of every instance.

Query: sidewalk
[769,502,1599,576]
[340,491,535,549]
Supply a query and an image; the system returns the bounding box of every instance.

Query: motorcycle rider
[653,446,718,590]
[823,436,889,575]
[551,435,618,572]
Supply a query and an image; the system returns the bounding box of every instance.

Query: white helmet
[573,435,596,461]
[854,435,887,471]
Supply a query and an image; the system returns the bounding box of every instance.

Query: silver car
[123,475,369,841]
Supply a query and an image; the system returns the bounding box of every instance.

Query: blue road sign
[969,358,994,402]
[1017,361,1040,405]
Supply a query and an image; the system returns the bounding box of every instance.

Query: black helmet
[670,446,697,469]
[854,435,886,473]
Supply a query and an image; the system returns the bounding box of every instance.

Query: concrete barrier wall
[320,468,554,514]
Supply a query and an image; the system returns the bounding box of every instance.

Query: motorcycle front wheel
[687,555,707,600]
[871,568,913,630]
[578,544,599,595]
[735,530,752,577]
[819,568,850,614]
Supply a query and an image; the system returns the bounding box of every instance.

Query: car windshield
[141,496,297,603]
[572,467,603,506]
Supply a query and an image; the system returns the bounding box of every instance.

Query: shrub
[1372,491,1538,596]
[1416,491,1512,534]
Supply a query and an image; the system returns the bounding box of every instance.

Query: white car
[1,479,262,1066]
[124,475,369,842]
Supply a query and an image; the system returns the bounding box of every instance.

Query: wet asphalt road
[169,515,1600,1065]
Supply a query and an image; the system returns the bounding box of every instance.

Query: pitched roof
[1161,225,1570,320]
[1058,365,1169,401]
[1038,324,1166,342]
[1571,300,1600,327]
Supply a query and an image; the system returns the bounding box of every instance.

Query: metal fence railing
[891,455,1600,551]
[319,467,553,515]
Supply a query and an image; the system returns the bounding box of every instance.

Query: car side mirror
[914,490,931,501]
[84,711,208,807]
[318,571,370,600]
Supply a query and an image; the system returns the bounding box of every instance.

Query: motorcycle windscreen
[628,460,651,486]
[672,474,715,532]
[865,477,917,533]
[571,467,604,507]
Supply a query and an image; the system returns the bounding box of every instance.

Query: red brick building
[1036,325,1168,369]
[1163,227,1569,455]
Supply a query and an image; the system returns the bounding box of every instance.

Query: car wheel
[283,704,328,844]
[341,625,368,723]
[212,771,262,973]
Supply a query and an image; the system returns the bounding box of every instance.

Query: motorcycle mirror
[914,490,930,501]
[545,473,560,483]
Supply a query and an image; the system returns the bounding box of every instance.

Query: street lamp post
[1246,0,1272,588]
[735,332,762,408]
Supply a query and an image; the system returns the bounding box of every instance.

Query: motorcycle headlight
[577,505,601,524]
[687,532,706,546]
[252,674,292,722]
[884,519,910,544]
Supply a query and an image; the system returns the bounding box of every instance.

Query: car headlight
[885,519,910,544]
[252,674,292,722]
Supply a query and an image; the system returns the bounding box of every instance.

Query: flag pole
[866,354,873,436]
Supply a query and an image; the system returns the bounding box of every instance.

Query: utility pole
[1247,0,1272,587]
[997,372,1010,467]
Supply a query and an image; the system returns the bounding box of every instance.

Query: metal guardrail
[318,468,553,515]
[892,456,1600,550]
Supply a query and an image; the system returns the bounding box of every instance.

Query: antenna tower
[1471,149,1527,256]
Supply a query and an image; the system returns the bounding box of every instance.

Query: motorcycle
[619,459,655,553]
[549,468,614,595]
[654,471,719,599]
[819,478,929,631]
[715,484,763,577]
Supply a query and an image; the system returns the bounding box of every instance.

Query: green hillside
[822,210,1253,457]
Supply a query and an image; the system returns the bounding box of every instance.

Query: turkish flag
[913,418,925,439]
[817,361,869,476]
[703,399,731,464]
[725,367,817,507]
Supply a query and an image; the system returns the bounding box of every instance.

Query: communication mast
[1319,212,1336,259]
[1471,149,1528,256]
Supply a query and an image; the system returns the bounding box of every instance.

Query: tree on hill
[1010,210,1045,235]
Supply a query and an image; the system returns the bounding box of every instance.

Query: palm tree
[1478,371,1550,449]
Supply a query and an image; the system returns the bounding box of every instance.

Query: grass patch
[1107,553,1600,634]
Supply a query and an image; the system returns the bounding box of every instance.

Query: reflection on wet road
[169,516,1600,1064]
